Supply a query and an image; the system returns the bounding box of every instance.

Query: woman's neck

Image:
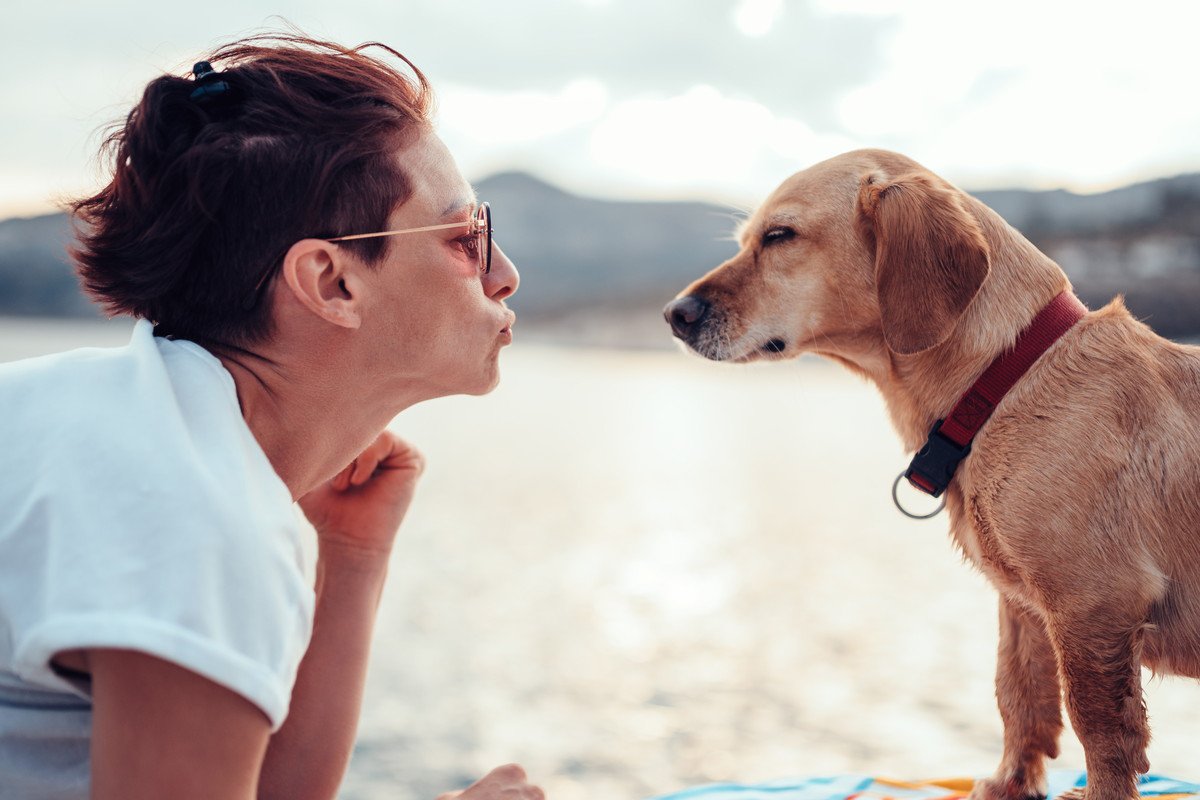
[212,337,418,501]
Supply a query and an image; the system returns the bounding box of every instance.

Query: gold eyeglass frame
[326,201,492,274]
[245,203,492,310]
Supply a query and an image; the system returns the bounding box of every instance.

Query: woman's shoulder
[0,321,296,550]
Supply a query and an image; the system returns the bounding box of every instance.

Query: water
[2,317,1198,799]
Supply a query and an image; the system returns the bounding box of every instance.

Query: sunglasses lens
[478,203,492,274]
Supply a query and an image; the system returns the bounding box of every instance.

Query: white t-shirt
[0,320,315,799]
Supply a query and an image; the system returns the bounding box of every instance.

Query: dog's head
[665,149,991,363]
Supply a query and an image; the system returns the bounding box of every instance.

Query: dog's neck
[839,199,1072,453]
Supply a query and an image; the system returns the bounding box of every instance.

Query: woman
[0,34,542,800]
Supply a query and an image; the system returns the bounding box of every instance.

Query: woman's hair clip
[189,61,238,108]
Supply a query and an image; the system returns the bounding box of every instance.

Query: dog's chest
[947,488,1030,594]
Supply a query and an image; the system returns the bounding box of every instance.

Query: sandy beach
[3,317,1198,800]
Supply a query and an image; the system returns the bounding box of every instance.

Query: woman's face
[358,131,519,401]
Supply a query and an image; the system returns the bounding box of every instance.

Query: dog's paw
[970,775,1047,800]
[1054,783,1139,800]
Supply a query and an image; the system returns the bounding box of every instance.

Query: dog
[664,149,1200,800]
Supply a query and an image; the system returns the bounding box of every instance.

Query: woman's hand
[264,431,423,799]
[298,431,425,557]
[436,764,546,800]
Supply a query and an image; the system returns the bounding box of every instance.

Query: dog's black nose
[664,295,710,339]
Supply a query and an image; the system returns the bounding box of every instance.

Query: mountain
[971,175,1200,338]
[473,171,742,317]
[2,170,1198,338]
[0,213,93,318]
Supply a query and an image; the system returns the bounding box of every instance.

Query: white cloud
[831,0,1200,189]
[926,73,1200,191]
[733,0,784,37]
[587,85,859,202]
[3,0,1200,215]
[439,79,609,145]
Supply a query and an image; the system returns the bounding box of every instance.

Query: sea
[2,316,1197,800]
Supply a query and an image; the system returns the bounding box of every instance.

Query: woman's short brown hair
[71,33,433,346]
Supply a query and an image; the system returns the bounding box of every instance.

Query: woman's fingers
[377,435,425,475]
[334,432,422,490]
[349,456,371,486]
[459,764,544,799]
[349,436,387,485]
[331,463,353,492]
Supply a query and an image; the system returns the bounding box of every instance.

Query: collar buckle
[904,419,971,499]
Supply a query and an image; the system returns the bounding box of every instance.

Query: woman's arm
[87,644,548,800]
[258,431,422,799]
[88,432,413,800]
[88,648,271,800]
[256,544,389,799]
[90,432,543,800]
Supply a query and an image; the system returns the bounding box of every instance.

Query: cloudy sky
[2,0,1198,219]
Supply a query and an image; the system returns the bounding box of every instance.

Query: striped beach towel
[650,773,1200,800]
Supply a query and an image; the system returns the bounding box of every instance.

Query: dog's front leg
[1051,610,1150,800]
[970,598,1063,800]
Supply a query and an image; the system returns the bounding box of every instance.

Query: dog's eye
[762,226,796,247]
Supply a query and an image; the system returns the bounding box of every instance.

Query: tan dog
[664,150,1200,800]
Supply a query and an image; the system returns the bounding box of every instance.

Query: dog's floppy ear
[857,170,990,355]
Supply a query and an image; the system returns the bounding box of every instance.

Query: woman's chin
[445,360,502,398]
[471,365,502,396]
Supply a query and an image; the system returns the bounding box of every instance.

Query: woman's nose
[485,243,519,301]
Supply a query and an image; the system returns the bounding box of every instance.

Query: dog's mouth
[732,336,791,362]
[728,336,792,362]
[665,296,793,362]
[682,327,792,363]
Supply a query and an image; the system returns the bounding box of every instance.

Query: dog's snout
[664,295,710,339]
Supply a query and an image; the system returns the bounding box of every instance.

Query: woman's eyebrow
[441,195,477,219]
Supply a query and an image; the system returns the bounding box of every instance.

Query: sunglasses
[326,201,492,274]
[245,203,493,311]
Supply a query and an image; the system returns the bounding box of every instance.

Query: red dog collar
[903,291,1088,499]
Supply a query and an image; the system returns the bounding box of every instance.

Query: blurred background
[2,2,1199,798]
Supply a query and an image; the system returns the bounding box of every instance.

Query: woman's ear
[857,170,990,355]
[279,240,363,330]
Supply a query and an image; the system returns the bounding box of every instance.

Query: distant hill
[971,176,1200,337]
[473,171,742,315]
[0,213,93,318]
[2,170,1198,339]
